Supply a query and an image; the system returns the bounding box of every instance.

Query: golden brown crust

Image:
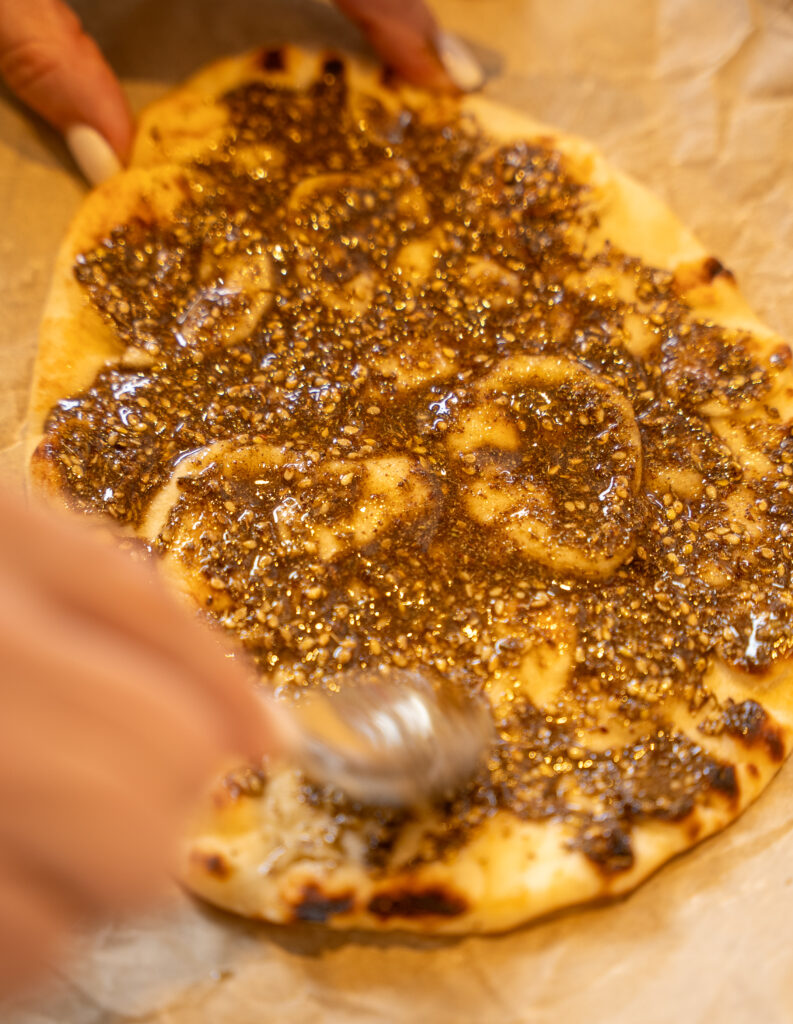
[28,45,793,934]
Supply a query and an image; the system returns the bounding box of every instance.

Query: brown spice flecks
[571,822,634,874]
[40,68,793,874]
[708,698,786,762]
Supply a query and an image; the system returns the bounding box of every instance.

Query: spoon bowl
[265,668,495,807]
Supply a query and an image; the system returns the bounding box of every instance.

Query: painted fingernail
[435,32,485,92]
[65,124,122,185]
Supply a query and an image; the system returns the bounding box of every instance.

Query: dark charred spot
[686,817,702,842]
[722,699,785,762]
[675,256,735,292]
[380,65,398,89]
[702,256,735,284]
[747,763,759,778]
[572,822,634,873]
[322,56,345,79]
[762,724,783,762]
[191,850,231,879]
[259,47,285,72]
[294,884,354,923]
[706,762,739,799]
[368,887,467,919]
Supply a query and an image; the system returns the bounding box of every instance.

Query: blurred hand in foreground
[0,0,482,184]
[0,489,270,991]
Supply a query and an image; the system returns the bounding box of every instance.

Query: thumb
[0,0,133,182]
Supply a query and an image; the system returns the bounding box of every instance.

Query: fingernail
[65,124,122,186]
[435,32,485,92]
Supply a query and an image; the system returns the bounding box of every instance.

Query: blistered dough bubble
[144,441,439,616]
[448,355,643,577]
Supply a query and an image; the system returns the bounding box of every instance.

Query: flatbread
[28,44,793,934]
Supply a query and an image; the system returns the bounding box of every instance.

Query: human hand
[0,0,483,185]
[0,488,269,990]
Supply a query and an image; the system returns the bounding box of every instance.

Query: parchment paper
[2,1,793,1021]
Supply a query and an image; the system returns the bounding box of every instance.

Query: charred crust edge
[675,255,737,293]
[293,883,354,923]
[702,256,735,285]
[707,761,739,800]
[380,66,398,89]
[190,849,232,880]
[259,47,286,72]
[367,886,467,919]
[322,54,345,78]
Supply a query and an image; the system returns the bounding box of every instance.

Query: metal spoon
[263,668,495,807]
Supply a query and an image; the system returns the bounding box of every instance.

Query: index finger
[0,491,269,759]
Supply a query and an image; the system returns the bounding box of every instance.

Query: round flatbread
[29,44,793,933]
